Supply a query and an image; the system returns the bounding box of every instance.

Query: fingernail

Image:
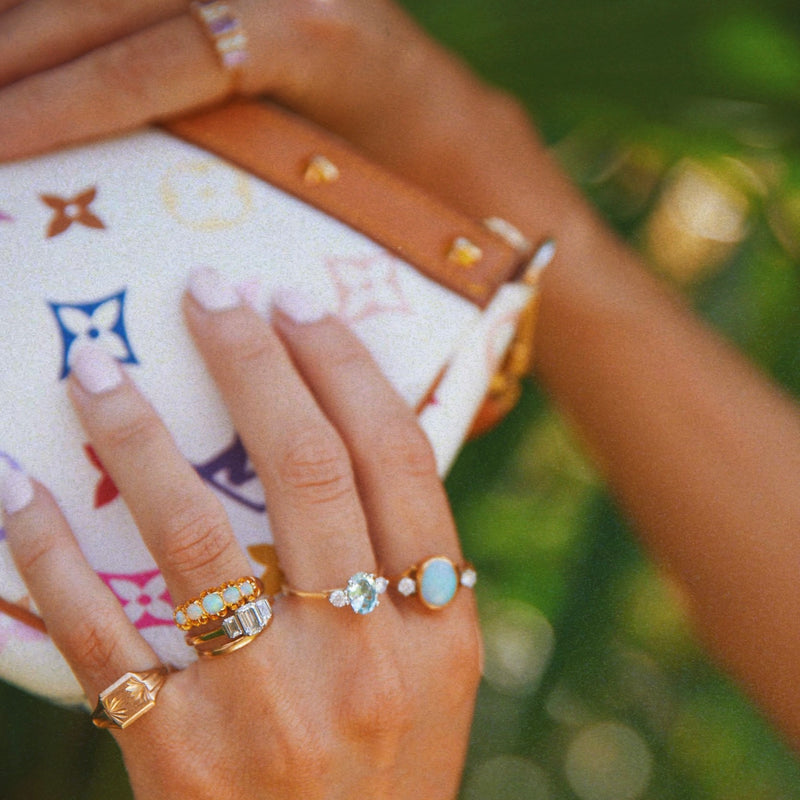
[272,287,329,325]
[71,344,124,394]
[525,238,556,284]
[0,465,34,516]
[189,267,241,312]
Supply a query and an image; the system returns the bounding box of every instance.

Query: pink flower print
[327,251,412,324]
[100,570,174,629]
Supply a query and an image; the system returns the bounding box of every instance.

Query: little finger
[0,470,159,701]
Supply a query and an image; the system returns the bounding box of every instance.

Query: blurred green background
[2,0,800,797]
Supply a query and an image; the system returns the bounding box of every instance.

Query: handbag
[0,100,542,704]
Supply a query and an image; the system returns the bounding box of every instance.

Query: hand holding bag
[0,100,543,704]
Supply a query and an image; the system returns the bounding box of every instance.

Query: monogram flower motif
[49,290,138,379]
[41,186,106,238]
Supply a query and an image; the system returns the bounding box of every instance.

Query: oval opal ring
[395,556,476,610]
[283,572,388,615]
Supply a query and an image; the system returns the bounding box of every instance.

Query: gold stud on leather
[448,237,483,268]
[304,155,341,185]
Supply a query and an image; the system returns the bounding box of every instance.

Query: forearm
[368,31,800,747]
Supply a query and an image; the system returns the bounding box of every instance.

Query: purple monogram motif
[194,435,266,513]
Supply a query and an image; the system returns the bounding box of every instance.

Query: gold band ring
[173,576,262,631]
[283,571,388,615]
[394,556,476,610]
[91,666,170,729]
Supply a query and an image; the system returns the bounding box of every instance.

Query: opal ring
[190,0,249,89]
[283,571,388,615]
[185,597,273,658]
[173,576,262,631]
[395,556,476,610]
[91,666,171,729]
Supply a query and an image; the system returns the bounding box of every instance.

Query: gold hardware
[448,237,483,268]
[304,155,340,185]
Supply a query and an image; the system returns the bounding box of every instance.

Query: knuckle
[221,322,281,373]
[277,428,354,506]
[98,404,164,454]
[60,608,120,678]
[374,418,438,481]
[159,499,233,576]
[339,641,412,744]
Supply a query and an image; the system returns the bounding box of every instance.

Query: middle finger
[183,269,376,591]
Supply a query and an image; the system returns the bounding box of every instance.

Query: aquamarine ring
[283,571,388,615]
[395,557,476,610]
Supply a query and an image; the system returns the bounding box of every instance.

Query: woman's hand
[0,269,481,799]
[0,0,451,161]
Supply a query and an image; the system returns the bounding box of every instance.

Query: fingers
[0,473,158,699]
[0,0,186,85]
[0,0,432,162]
[67,345,252,604]
[183,270,375,589]
[270,290,463,576]
[0,13,230,161]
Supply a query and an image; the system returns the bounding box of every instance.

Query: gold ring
[190,0,249,89]
[173,576,262,631]
[91,666,170,730]
[394,556,476,610]
[185,596,273,658]
[283,571,388,615]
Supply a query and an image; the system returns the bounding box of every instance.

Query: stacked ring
[173,576,262,630]
[395,556,476,610]
[186,596,273,658]
[284,571,388,615]
[190,0,249,87]
[91,666,171,730]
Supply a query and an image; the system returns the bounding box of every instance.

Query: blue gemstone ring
[395,557,476,610]
[283,572,388,615]
[173,576,263,631]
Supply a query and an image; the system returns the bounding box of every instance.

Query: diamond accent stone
[237,598,272,635]
[460,568,477,589]
[222,615,244,639]
[375,577,389,594]
[329,589,349,608]
[397,577,416,597]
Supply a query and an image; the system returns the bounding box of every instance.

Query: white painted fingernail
[525,238,557,282]
[189,267,241,312]
[272,286,329,324]
[0,465,34,516]
[71,344,124,394]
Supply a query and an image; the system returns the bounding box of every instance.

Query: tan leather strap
[164,101,525,308]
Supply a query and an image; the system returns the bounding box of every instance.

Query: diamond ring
[185,597,274,658]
